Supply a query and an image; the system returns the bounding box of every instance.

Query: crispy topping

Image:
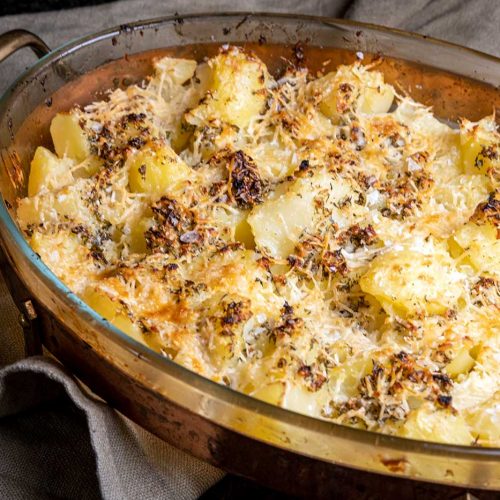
[146,197,213,257]
[321,250,349,276]
[297,364,327,391]
[18,47,500,446]
[273,302,303,337]
[472,190,499,229]
[334,352,454,426]
[338,224,378,248]
[471,277,499,309]
[226,150,266,209]
[221,299,252,326]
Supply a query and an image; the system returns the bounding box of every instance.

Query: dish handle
[0,29,50,64]
[0,31,51,358]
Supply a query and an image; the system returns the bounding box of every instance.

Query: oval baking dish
[0,13,499,495]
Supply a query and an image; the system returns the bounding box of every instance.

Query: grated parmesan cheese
[16,45,500,446]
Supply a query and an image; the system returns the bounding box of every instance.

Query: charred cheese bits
[17,45,500,446]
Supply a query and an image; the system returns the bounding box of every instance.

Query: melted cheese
[16,46,500,446]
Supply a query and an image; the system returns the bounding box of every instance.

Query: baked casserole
[16,46,499,446]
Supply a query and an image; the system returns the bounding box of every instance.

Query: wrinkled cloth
[0,1,498,498]
[0,357,224,499]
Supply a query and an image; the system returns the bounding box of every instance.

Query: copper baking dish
[0,13,499,496]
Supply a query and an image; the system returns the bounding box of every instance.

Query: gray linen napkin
[0,1,498,498]
[0,356,224,499]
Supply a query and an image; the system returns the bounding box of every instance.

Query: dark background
[1,0,112,16]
